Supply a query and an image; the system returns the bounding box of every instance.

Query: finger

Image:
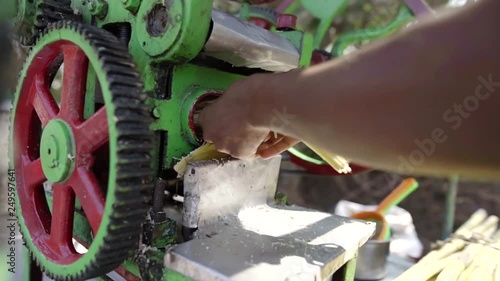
[258,138,300,159]
[257,134,284,153]
[267,134,285,146]
[263,133,272,142]
[257,142,271,152]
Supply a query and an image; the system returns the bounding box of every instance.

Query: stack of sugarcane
[395,209,500,281]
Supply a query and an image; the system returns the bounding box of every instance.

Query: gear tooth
[13,0,75,46]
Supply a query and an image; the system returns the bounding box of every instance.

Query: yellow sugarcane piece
[395,253,461,281]
[456,209,488,236]
[494,263,500,281]
[174,143,230,177]
[436,259,466,281]
[396,209,500,281]
[494,230,500,241]
[460,265,494,281]
[472,215,499,237]
[419,239,466,264]
[436,244,482,281]
[304,142,351,174]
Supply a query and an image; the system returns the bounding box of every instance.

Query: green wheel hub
[40,119,75,183]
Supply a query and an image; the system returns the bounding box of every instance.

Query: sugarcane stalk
[436,259,465,281]
[456,209,488,236]
[436,243,483,281]
[472,216,499,237]
[395,253,461,281]
[419,239,466,264]
[494,263,500,281]
[396,209,498,281]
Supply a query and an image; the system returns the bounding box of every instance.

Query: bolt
[152,107,161,118]
[147,4,169,37]
[122,0,140,13]
[88,0,108,19]
[276,14,297,31]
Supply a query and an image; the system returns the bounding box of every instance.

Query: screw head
[122,0,140,13]
[147,4,169,37]
[88,0,108,18]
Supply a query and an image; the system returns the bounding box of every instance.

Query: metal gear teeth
[13,20,155,281]
[16,0,76,46]
[249,6,279,23]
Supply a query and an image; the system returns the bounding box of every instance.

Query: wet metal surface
[167,157,375,281]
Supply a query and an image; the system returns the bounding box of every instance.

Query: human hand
[198,75,299,159]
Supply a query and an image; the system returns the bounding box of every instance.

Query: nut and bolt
[88,0,108,19]
[147,4,169,37]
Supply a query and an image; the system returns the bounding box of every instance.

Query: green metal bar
[332,252,358,281]
[331,5,413,57]
[239,3,251,21]
[312,2,349,49]
[343,254,358,281]
[284,1,301,14]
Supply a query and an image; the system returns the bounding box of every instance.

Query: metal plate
[167,157,375,281]
[205,10,300,72]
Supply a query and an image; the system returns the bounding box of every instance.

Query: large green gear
[10,21,154,280]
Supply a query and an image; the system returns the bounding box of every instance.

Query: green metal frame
[300,0,349,49]
[331,5,413,57]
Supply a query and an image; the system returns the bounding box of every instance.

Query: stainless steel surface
[204,10,300,72]
[168,157,375,281]
[355,240,391,280]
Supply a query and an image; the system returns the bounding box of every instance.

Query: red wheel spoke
[59,46,89,122]
[50,185,75,247]
[22,158,46,192]
[75,107,109,154]
[32,75,59,127]
[71,168,104,234]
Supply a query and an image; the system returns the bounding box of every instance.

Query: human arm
[199,0,500,180]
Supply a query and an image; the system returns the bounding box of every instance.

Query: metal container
[355,239,391,280]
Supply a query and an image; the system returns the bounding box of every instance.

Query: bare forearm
[252,0,500,179]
